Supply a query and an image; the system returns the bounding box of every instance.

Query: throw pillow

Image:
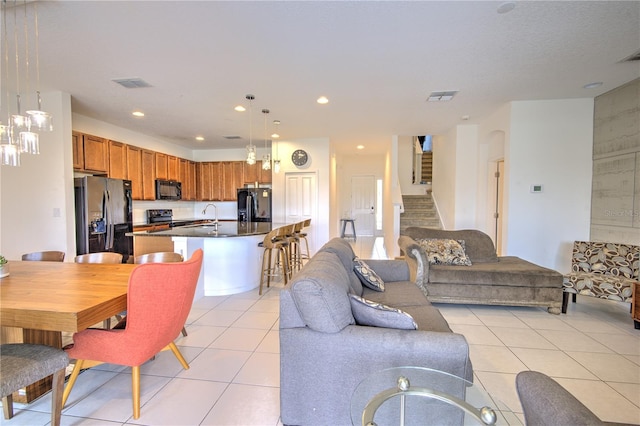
[353,257,385,291]
[349,294,417,330]
[416,238,472,266]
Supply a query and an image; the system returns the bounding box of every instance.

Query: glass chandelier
[0,1,53,167]
[245,94,256,165]
[272,120,281,173]
[261,108,271,171]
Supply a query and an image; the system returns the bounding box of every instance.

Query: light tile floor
[3,237,640,425]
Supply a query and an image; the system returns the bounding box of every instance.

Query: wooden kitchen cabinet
[168,156,179,181]
[196,162,213,201]
[243,160,272,185]
[141,149,156,200]
[83,134,109,173]
[222,161,244,201]
[179,158,196,201]
[126,145,143,200]
[72,131,84,170]
[155,152,168,180]
[108,140,128,179]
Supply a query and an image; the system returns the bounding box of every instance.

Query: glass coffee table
[351,367,522,426]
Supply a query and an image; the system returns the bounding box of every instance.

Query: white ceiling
[2,1,639,154]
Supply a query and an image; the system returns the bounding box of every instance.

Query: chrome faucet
[202,203,219,227]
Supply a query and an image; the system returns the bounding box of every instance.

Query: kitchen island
[130,221,279,297]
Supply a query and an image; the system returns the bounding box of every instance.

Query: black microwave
[155,179,182,200]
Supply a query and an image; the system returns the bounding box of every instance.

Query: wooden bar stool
[258,227,290,295]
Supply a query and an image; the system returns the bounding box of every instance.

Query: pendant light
[261,108,271,171]
[0,1,52,167]
[272,120,281,173]
[245,94,256,165]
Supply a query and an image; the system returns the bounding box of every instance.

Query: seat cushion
[428,256,562,288]
[0,344,69,397]
[362,281,429,307]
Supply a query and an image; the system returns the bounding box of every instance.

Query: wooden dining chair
[132,251,188,336]
[62,249,203,420]
[1,344,69,426]
[75,252,124,328]
[21,250,65,262]
[74,252,123,264]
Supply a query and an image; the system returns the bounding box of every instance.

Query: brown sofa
[398,227,564,314]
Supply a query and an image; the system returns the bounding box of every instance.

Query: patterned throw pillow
[415,238,472,266]
[349,294,417,330]
[353,257,385,291]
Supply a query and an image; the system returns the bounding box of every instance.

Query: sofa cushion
[416,238,472,266]
[319,238,363,295]
[428,256,562,288]
[353,258,385,291]
[290,251,355,333]
[362,281,428,307]
[404,227,499,263]
[349,294,417,329]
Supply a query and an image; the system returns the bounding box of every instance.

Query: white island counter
[130,221,281,298]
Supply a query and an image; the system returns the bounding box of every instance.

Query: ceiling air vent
[112,78,153,89]
[427,91,458,102]
[223,135,242,140]
[621,49,640,62]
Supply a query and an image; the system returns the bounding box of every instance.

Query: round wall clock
[291,149,309,167]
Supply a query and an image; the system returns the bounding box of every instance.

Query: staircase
[400,194,440,234]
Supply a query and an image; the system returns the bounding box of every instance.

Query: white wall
[432,130,457,229]
[506,99,593,272]
[1,91,75,261]
[271,138,331,254]
[453,125,479,229]
[397,135,428,195]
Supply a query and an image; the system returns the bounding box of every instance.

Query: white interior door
[351,175,375,237]
[285,172,316,247]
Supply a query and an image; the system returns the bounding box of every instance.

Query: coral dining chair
[62,249,203,420]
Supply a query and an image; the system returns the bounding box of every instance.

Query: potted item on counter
[0,255,8,278]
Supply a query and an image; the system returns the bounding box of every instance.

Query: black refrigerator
[237,188,272,222]
[74,176,133,263]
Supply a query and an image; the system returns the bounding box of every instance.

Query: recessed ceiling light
[317,96,329,104]
[234,105,246,112]
[357,145,364,150]
[195,136,205,141]
[583,82,603,89]
[497,2,516,14]
[132,111,145,117]
[271,133,280,139]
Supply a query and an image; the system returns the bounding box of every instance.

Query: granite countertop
[129,221,280,238]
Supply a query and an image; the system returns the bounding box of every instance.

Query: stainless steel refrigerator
[237,188,272,222]
[74,176,133,262]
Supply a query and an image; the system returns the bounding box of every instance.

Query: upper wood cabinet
[108,140,127,180]
[168,156,179,181]
[243,160,272,185]
[222,161,244,201]
[126,145,143,200]
[141,149,156,200]
[72,131,84,170]
[196,162,214,201]
[155,153,168,180]
[74,132,108,173]
[179,159,196,201]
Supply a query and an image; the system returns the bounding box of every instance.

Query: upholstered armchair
[63,249,203,419]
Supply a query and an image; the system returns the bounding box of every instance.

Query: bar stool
[298,218,311,264]
[258,227,290,295]
[340,218,356,241]
[287,221,304,273]
[275,224,295,280]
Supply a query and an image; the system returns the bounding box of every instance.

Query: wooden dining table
[0,260,136,402]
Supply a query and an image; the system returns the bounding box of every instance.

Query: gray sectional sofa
[279,238,473,426]
[399,227,564,314]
